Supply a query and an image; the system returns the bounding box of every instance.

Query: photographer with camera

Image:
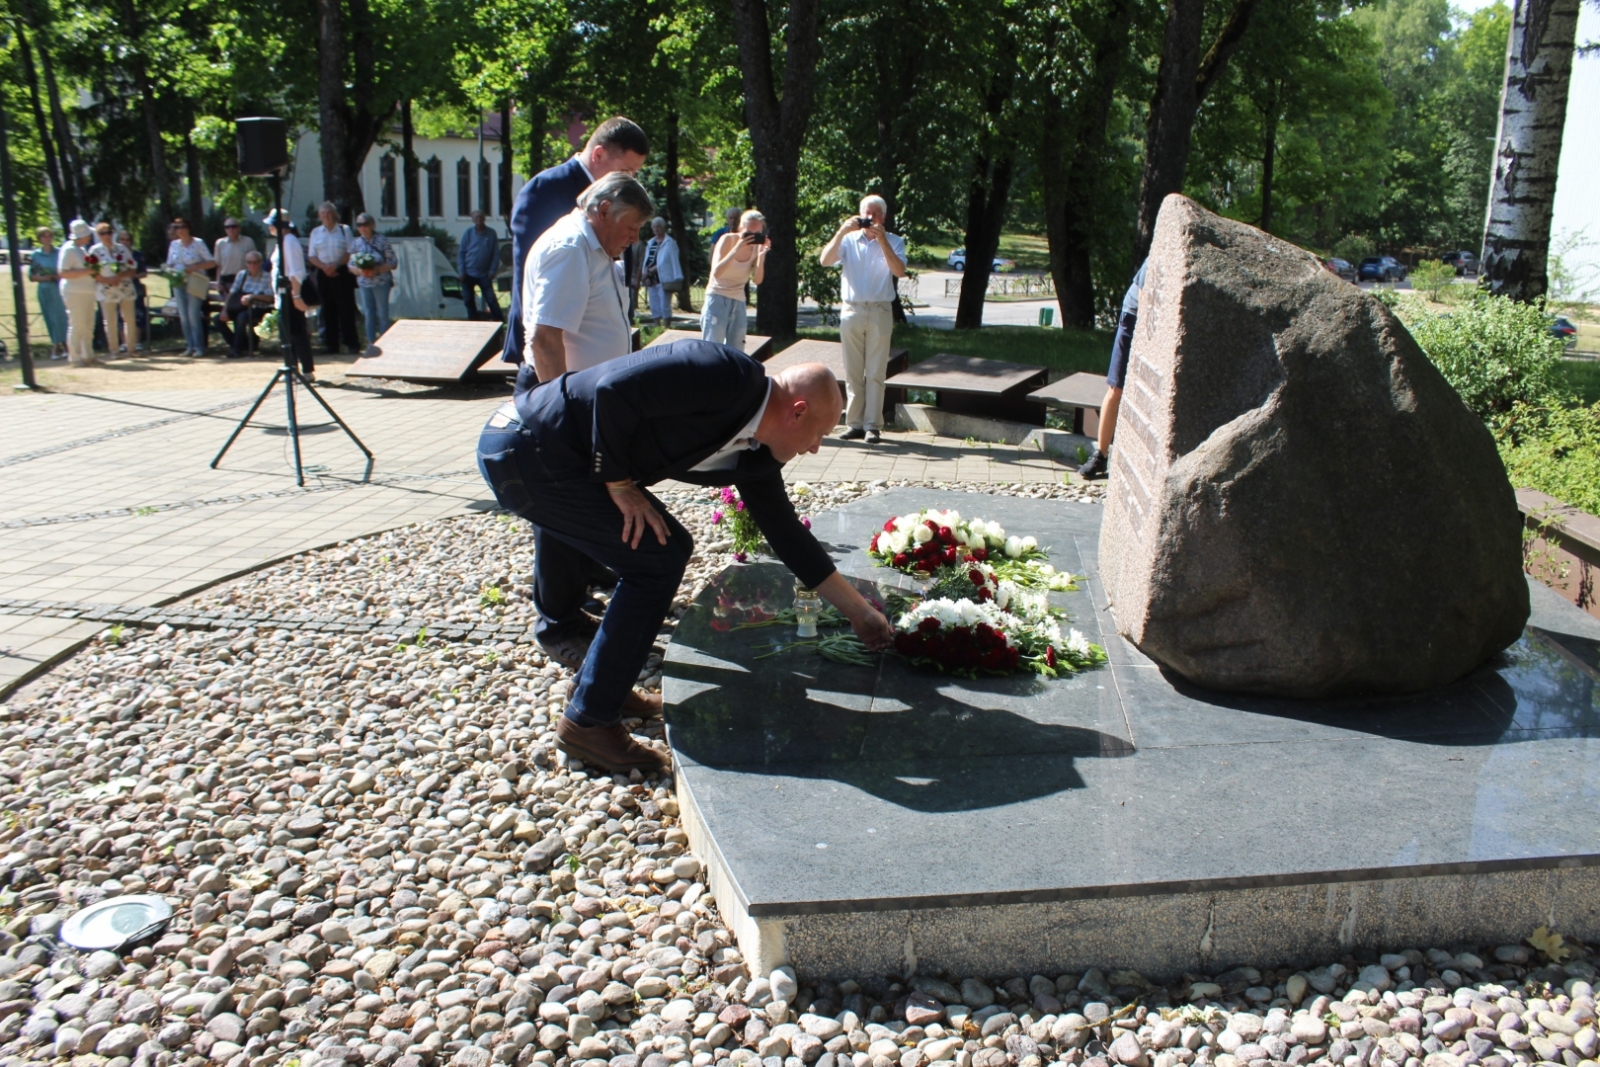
[701,209,767,348]
[819,195,906,444]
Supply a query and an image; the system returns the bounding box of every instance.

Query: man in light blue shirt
[819,195,907,443]
[458,211,502,320]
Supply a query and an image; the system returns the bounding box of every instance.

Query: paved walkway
[0,379,1075,694]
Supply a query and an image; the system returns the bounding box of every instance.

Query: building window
[457,158,471,216]
[479,160,492,216]
[499,162,511,216]
[379,155,397,218]
[426,158,442,217]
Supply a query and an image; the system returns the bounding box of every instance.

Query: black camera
[744,231,770,245]
[857,217,875,230]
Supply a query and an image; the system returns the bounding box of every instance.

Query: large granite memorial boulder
[1099,195,1528,697]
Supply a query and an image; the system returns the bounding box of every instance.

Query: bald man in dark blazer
[477,339,892,773]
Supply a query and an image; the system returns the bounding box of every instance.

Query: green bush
[1409,260,1457,302]
[1333,234,1375,263]
[1402,294,1568,424]
[1499,401,1600,516]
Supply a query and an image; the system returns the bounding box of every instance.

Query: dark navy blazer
[513,339,835,588]
[501,156,592,364]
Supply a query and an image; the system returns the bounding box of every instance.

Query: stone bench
[347,320,507,384]
[885,352,1048,425]
[1028,370,1107,436]
[473,327,643,379]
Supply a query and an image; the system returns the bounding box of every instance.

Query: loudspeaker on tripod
[236,117,289,177]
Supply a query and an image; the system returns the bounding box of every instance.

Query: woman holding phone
[700,209,767,349]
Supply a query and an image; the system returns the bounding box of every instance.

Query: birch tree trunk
[1479,0,1580,302]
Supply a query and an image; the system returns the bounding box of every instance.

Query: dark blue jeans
[462,276,502,320]
[478,417,691,728]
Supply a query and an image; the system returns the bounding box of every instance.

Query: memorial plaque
[346,320,505,384]
[645,328,774,363]
[471,327,644,379]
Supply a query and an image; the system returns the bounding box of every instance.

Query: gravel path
[4,477,1591,1067]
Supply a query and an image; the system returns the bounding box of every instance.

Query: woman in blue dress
[29,226,69,359]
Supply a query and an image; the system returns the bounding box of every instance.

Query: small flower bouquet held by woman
[254,310,280,339]
[351,251,381,274]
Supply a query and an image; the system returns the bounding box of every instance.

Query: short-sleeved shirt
[836,229,906,304]
[308,224,351,266]
[521,209,631,374]
[348,233,397,288]
[166,238,214,274]
[1122,259,1148,317]
[233,270,275,299]
[57,243,96,297]
[89,241,137,303]
[213,236,258,277]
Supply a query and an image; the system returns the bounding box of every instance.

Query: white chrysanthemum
[1065,628,1091,658]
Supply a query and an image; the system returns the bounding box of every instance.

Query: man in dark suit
[477,340,894,773]
[502,117,650,366]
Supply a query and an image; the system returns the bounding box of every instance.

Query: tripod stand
[211,173,373,486]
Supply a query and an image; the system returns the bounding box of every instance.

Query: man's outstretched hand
[815,572,894,651]
[607,481,669,548]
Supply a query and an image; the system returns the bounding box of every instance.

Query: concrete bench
[885,352,1048,425]
[763,339,910,426]
[348,320,507,384]
[1028,371,1107,436]
[645,328,774,362]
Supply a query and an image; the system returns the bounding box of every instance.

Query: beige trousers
[64,289,99,366]
[840,300,894,430]
[101,298,137,350]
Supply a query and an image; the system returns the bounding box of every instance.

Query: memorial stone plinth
[664,490,1600,981]
[1100,195,1527,698]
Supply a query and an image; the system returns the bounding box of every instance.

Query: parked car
[1551,316,1578,348]
[1441,250,1479,276]
[1358,256,1408,283]
[1324,257,1357,282]
[948,249,1015,273]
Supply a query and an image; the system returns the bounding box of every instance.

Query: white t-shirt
[836,229,906,304]
[272,233,307,283]
[522,209,631,373]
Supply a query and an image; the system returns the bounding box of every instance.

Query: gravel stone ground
[4,477,1592,1067]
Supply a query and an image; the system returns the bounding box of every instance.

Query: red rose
[893,553,909,567]
[942,548,958,564]
[939,526,955,544]
[1045,646,1057,667]
[884,518,898,532]
[917,617,941,633]
[968,568,984,587]
[925,519,939,532]
[870,533,880,553]
[971,547,987,561]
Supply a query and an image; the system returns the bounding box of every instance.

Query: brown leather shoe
[555,717,668,774]
[622,689,663,718]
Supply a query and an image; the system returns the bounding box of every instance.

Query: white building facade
[282,117,526,239]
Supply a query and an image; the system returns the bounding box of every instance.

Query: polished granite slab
[662,489,1600,973]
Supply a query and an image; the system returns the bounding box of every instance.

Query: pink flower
[735,500,745,512]
[711,510,724,524]
[801,516,812,529]
[721,487,736,504]
[734,551,748,562]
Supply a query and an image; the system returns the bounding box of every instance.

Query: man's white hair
[651,217,667,230]
[860,195,888,216]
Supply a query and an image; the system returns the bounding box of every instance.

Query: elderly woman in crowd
[29,226,69,359]
[642,217,681,327]
[166,216,216,356]
[55,220,102,367]
[222,250,275,358]
[348,212,398,351]
[702,209,767,349]
[117,230,149,352]
[90,223,139,355]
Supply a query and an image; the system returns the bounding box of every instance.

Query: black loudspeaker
[236,117,289,177]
